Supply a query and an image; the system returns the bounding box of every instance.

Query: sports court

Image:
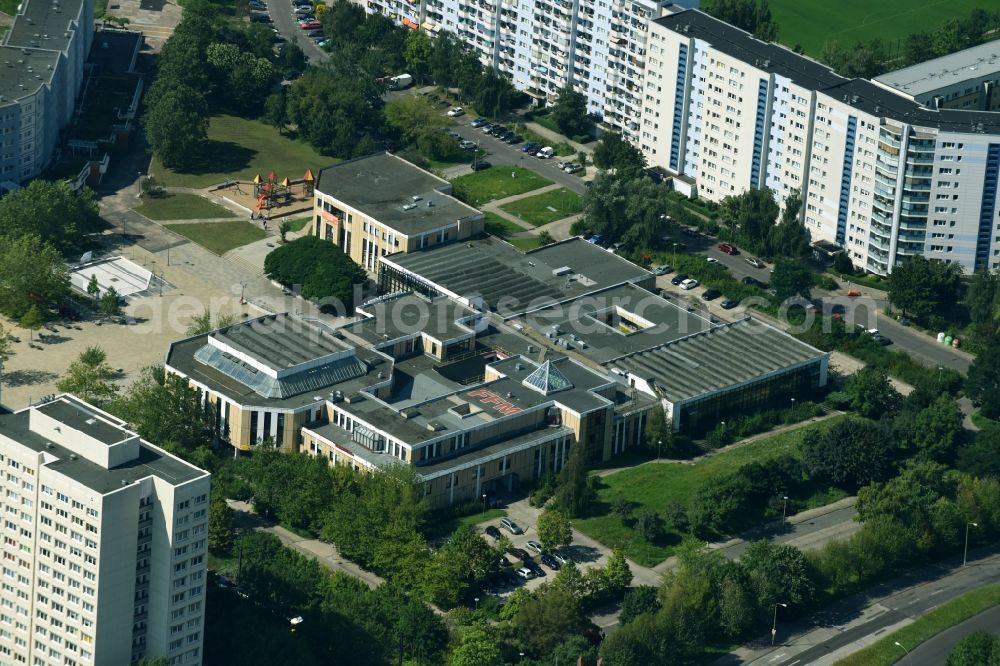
[69,257,153,300]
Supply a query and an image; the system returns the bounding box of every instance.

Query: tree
[705,0,778,42]
[264,236,367,312]
[802,417,897,491]
[448,622,502,666]
[550,83,590,137]
[619,585,661,624]
[513,586,586,656]
[100,287,121,318]
[57,345,118,404]
[907,395,964,462]
[635,510,664,542]
[0,180,101,254]
[593,132,646,177]
[770,257,812,301]
[536,230,555,246]
[19,305,43,342]
[904,31,936,66]
[946,631,1000,666]
[552,442,596,517]
[137,658,169,666]
[740,540,816,609]
[957,424,1000,478]
[719,188,779,254]
[143,81,209,170]
[887,255,962,321]
[403,30,433,83]
[208,496,235,553]
[536,509,573,552]
[86,274,100,302]
[384,96,455,159]
[768,191,811,258]
[263,91,288,134]
[841,366,901,419]
[0,234,70,318]
[286,69,372,157]
[967,340,1000,418]
[185,310,237,336]
[206,42,275,114]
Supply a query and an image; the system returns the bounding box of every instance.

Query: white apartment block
[0,0,93,183]
[360,0,697,142]
[0,395,211,666]
[640,10,1000,275]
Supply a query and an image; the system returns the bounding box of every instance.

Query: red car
[718,243,739,255]
[299,20,321,29]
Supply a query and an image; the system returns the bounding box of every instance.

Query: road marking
[768,654,787,663]
[930,588,943,595]
[787,660,801,665]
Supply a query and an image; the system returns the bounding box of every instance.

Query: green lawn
[151,115,331,189]
[283,217,310,233]
[500,188,582,227]
[450,166,552,206]
[0,0,15,14]
[483,211,525,238]
[510,236,544,251]
[834,583,1000,666]
[760,0,988,57]
[134,193,237,221]
[575,416,848,567]
[165,221,267,255]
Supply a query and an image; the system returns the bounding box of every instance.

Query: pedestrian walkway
[522,120,594,155]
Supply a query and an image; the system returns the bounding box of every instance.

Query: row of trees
[820,8,1000,79]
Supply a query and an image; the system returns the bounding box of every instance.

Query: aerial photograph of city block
[0,0,998,662]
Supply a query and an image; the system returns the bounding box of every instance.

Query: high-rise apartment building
[639,10,1000,274]
[359,0,696,140]
[0,395,211,666]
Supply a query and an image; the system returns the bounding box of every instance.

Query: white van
[536,146,555,159]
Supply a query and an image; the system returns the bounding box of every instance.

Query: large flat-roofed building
[0,0,93,182]
[312,153,484,272]
[639,9,1000,274]
[872,42,1000,111]
[0,395,210,666]
[379,236,655,313]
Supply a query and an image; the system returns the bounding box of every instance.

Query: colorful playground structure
[252,170,315,213]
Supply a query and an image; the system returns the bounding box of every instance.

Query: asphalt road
[719,506,858,560]
[905,605,1000,664]
[736,550,1000,666]
[449,120,589,195]
[267,0,328,64]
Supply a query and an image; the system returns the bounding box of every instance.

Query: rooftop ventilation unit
[402,203,417,211]
[552,266,572,277]
[329,390,344,403]
[411,195,422,202]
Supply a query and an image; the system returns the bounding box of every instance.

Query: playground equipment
[252,172,292,212]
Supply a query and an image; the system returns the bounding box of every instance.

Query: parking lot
[259,0,329,64]
[447,114,591,194]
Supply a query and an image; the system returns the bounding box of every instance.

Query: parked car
[249,1,267,9]
[296,16,315,23]
[556,160,571,169]
[540,553,561,570]
[588,234,604,245]
[536,146,555,158]
[446,107,465,117]
[504,134,523,144]
[718,243,738,255]
[521,141,539,153]
[525,560,545,577]
[706,257,719,264]
[481,123,497,133]
[497,131,514,142]
[485,525,502,539]
[470,116,489,127]
[551,552,569,566]
[564,163,583,173]
[516,567,535,580]
[670,273,689,286]
[741,276,765,288]
[745,256,765,268]
[702,288,721,300]
[873,333,892,346]
[490,125,508,137]
[250,12,272,22]
[509,547,531,561]
[526,540,543,554]
[652,265,672,276]
[680,278,699,290]
[500,518,523,535]
[294,5,313,13]
[459,140,477,150]
[470,160,492,171]
[305,29,324,38]
[298,20,321,29]
[720,298,738,309]
[526,145,543,156]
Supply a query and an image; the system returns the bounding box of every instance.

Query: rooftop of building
[6,0,85,54]
[315,153,482,236]
[510,283,719,364]
[873,41,1000,99]
[384,236,652,314]
[611,317,826,403]
[655,10,1000,134]
[166,314,393,408]
[0,47,61,103]
[345,292,478,346]
[35,397,129,445]
[0,397,207,494]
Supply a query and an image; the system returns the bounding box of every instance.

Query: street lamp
[894,640,911,663]
[481,493,487,516]
[781,495,789,522]
[474,597,480,610]
[964,522,979,566]
[771,602,787,646]
[657,439,662,460]
[672,242,679,268]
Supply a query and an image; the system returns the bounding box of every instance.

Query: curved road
[905,605,1000,664]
